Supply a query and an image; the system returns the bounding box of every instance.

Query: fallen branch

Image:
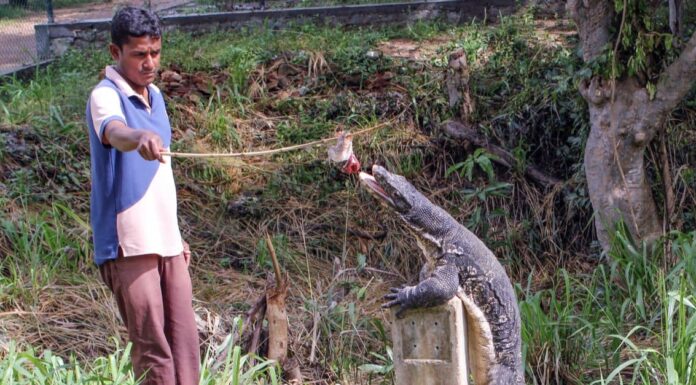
[307,223,387,241]
[442,120,561,188]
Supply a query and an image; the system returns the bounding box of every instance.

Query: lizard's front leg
[383,255,459,318]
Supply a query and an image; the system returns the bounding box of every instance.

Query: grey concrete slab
[391,297,469,385]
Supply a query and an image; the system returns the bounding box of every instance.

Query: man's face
[110,35,161,90]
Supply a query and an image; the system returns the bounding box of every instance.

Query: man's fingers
[135,131,165,162]
[140,148,153,161]
[147,140,163,163]
[150,139,164,162]
[182,241,191,267]
[136,141,154,161]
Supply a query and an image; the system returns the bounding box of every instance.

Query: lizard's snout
[359,168,394,207]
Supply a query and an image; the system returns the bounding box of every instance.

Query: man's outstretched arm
[103,120,164,163]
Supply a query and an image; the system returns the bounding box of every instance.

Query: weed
[446,148,498,181]
[0,328,282,385]
[0,342,136,384]
[358,346,394,382]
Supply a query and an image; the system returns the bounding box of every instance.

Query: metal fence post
[46,0,55,23]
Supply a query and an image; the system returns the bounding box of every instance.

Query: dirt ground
[0,0,191,72]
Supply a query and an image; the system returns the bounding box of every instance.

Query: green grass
[1,326,283,385]
[518,228,696,384]
[0,202,91,307]
[0,342,138,385]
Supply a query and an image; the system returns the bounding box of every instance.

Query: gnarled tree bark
[567,0,696,251]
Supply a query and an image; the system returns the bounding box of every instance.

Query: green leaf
[357,253,367,271]
[359,364,391,374]
[646,82,656,100]
[603,357,646,383]
[465,161,474,181]
[445,161,465,177]
[358,286,367,300]
[666,357,679,385]
[477,156,495,181]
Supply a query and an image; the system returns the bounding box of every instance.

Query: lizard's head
[359,165,454,253]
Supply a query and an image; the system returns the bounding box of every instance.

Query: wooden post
[391,297,469,385]
[45,0,54,23]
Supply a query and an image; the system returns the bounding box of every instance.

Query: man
[86,7,199,385]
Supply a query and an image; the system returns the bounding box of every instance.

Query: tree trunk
[581,78,662,250]
[568,0,696,252]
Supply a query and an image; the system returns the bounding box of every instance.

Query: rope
[161,119,394,158]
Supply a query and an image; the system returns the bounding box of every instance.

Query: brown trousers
[100,251,200,385]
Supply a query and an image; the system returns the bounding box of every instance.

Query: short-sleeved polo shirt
[87,66,182,265]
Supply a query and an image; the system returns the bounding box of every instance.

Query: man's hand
[136,130,164,162]
[103,121,165,163]
[182,240,191,267]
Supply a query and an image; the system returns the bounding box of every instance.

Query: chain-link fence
[1,0,50,73]
[0,1,187,74]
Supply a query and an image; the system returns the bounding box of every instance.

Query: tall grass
[520,227,696,384]
[0,328,283,385]
[0,342,137,385]
[0,202,91,309]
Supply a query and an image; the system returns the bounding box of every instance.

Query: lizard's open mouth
[359,169,395,207]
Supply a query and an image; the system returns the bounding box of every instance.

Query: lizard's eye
[391,190,412,212]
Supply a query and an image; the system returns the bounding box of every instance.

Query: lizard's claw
[382,298,402,309]
[382,286,411,318]
[382,292,401,309]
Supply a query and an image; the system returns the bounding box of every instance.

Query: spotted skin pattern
[364,165,524,385]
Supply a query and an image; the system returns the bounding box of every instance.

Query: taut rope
[161,119,395,158]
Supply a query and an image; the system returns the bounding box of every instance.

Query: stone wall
[35,0,515,59]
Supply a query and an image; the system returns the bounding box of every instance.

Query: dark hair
[111,6,162,47]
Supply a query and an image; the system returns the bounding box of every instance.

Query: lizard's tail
[489,363,524,385]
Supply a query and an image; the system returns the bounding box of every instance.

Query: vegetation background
[1,2,695,384]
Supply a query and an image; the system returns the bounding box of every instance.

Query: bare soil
[377,36,450,60]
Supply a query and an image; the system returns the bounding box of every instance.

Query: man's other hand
[182,241,191,267]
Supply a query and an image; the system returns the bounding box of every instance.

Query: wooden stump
[243,234,303,384]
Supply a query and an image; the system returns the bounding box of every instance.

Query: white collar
[104,65,151,108]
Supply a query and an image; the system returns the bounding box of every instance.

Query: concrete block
[48,26,74,39]
[51,37,75,57]
[392,297,468,385]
